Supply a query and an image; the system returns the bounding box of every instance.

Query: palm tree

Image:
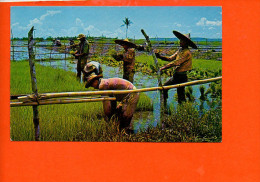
[121,17,132,38]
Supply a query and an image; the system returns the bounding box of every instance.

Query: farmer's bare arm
[155,51,177,62]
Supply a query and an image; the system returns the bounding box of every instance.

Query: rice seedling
[185,86,195,102]
[199,85,207,100]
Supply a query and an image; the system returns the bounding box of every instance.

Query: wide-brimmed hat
[173,30,197,49]
[77,33,86,40]
[83,61,103,75]
[114,38,137,48]
[84,63,96,74]
[85,74,103,88]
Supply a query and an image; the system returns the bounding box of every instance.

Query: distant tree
[121,17,132,38]
[46,36,53,41]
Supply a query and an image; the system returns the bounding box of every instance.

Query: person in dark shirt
[156,30,197,103]
[112,38,145,83]
[72,34,90,81]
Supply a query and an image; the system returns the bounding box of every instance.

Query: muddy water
[12,41,216,131]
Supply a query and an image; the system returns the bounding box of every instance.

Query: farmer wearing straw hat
[112,38,145,83]
[85,74,139,133]
[82,61,103,82]
[155,30,198,104]
[72,33,90,80]
[69,39,75,46]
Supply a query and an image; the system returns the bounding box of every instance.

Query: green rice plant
[209,83,216,96]
[135,53,155,67]
[124,102,222,142]
[136,93,153,111]
[215,84,222,98]
[135,55,222,79]
[192,59,222,72]
[204,82,222,99]
[199,85,207,100]
[185,86,195,102]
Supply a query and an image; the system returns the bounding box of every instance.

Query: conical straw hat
[173,30,197,49]
[114,38,137,48]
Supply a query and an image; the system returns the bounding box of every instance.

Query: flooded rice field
[11,40,220,131]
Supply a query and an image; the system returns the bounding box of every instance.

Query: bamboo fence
[11,97,116,107]
[13,76,222,107]
[10,42,222,62]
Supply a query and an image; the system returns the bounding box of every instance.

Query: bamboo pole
[141,29,165,124]
[11,29,14,61]
[11,94,27,100]
[11,97,116,107]
[10,52,72,55]
[18,76,222,101]
[63,42,66,67]
[49,41,53,65]
[64,42,67,59]
[28,26,40,141]
[34,30,37,59]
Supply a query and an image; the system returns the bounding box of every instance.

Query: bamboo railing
[13,76,222,107]
[11,96,116,107]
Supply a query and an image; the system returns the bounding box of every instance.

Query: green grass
[11,61,84,95]
[10,61,153,141]
[192,58,222,72]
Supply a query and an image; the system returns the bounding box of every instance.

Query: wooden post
[64,42,66,66]
[206,38,208,59]
[49,40,53,65]
[28,26,40,141]
[11,29,14,61]
[141,29,165,125]
[34,30,37,60]
[101,35,104,56]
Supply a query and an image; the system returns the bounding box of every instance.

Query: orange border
[1,0,260,181]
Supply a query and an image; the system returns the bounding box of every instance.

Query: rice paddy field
[10,40,222,142]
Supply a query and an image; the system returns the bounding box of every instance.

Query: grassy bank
[10,61,152,141]
[10,61,221,142]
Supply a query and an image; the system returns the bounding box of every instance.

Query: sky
[11,6,222,39]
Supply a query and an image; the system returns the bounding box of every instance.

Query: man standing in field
[72,34,90,81]
[112,38,145,83]
[155,30,197,104]
[69,39,75,46]
[84,74,139,133]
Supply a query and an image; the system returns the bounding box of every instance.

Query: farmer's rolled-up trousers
[163,72,188,103]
